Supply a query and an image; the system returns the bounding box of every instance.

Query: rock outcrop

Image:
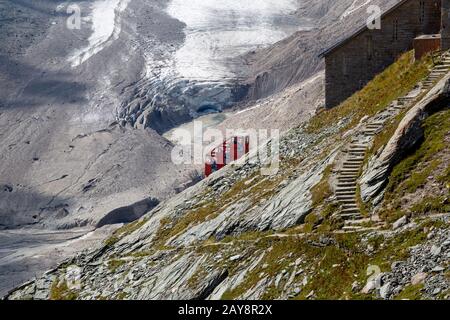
[361,74,450,204]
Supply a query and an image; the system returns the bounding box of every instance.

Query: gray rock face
[393,216,409,230]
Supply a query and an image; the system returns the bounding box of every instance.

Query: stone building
[321,0,450,109]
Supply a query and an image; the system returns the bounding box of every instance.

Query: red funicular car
[204,136,250,177]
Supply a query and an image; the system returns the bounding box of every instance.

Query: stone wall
[325,0,441,108]
[442,0,450,49]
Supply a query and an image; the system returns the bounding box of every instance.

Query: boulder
[380,282,392,299]
[393,216,408,230]
[410,272,427,286]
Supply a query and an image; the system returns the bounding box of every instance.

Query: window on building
[419,1,425,24]
[342,55,348,76]
[393,20,399,41]
[367,36,373,61]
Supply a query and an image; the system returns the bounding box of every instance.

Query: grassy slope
[307,51,431,133]
[380,109,450,221]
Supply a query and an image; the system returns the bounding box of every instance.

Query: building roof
[319,0,412,58]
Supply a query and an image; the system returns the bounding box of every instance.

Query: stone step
[337,197,356,201]
[340,213,362,219]
[338,177,358,184]
[345,160,364,164]
[343,226,383,233]
[348,152,366,156]
[342,225,363,231]
[337,195,356,199]
[363,130,379,135]
[342,203,359,208]
[340,167,360,171]
[349,155,365,159]
[340,210,362,216]
[342,166,361,170]
[336,187,356,191]
[429,72,443,75]
[337,183,357,187]
[337,183,357,188]
[349,144,367,148]
[336,192,356,196]
[336,188,357,193]
[343,161,362,165]
[341,205,360,211]
[363,127,380,131]
[338,174,358,178]
[345,218,371,225]
[433,65,450,70]
[336,190,356,195]
[366,125,383,130]
[342,168,361,172]
[336,176,357,181]
[340,169,359,173]
[336,186,356,197]
[340,213,364,220]
[339,174,359,179]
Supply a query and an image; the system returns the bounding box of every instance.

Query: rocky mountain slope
[0,0,404,296]
[0,0,405,230]
[0,0,195,232]
[6,51,449,300]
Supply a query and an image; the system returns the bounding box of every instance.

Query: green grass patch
[370,227,427,272]
[311,165,333,207]
[108,259,126,273]
[104,218,149,247]
[49,280,78,300]
[411,196,450,214]
[385,109,450,202]
[394,284,425,300]
[307,51,432,133]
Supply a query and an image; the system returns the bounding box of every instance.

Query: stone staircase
[333,52,450,232]
[423,52,450,90]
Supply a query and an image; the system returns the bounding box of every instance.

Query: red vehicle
[205,136,250,177]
